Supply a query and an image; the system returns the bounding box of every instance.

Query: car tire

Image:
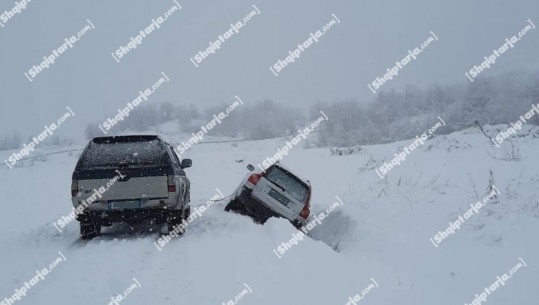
[80,216,101,240]
[183,205,191,221]
[291,220,304,230]
[167,210,185,236]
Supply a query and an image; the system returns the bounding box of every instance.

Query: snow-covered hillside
[0,126,537,305]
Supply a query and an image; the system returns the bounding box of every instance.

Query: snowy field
[0,125,538,305]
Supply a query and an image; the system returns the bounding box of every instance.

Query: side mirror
[246,164,255,171]
[181,159,192,169]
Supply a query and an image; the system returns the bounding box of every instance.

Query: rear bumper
[237,187,281,220]
[76,207,174,224]
[72,196,185,224]
[72,197,180,211]
[237,187,308,226]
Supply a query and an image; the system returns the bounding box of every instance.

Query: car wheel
[80,216,100,240]
[167,210,185,235]
[183,205,191,221]
[291,220,304,230]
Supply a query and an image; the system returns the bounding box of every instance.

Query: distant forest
[1,70,538,150]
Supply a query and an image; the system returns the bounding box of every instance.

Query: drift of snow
[0,125,537,305]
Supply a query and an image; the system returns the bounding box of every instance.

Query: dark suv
[71,135,192,239]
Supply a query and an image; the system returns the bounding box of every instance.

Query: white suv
[226,163,311,228]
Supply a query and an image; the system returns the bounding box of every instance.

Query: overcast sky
[1,0,538,139]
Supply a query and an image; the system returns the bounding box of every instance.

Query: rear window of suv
[264,166,309,203]
[79,137,169,168]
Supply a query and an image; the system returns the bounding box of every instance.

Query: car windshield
[264,166,309,203]
[80,138,168,167]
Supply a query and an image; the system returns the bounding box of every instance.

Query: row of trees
[312,71,539,147]
[84,103,200,140]
[2,70,537,151]
[78,70,539,147]
[84,100,304,141]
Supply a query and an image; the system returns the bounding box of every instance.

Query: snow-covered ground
[0,126,537,305]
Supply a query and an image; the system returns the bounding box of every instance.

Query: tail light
[167,176,176,192]
[71,180,78,197]
[299,183,312,219]
[299,207,310,219]
[247,173,263,185]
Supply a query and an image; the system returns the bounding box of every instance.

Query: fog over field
[0,1,538,305]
